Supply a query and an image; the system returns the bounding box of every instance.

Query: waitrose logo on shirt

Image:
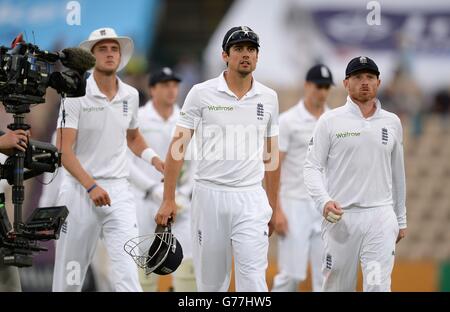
[208,105,234,111]
[82,107,105,113]
[336,131,361,138]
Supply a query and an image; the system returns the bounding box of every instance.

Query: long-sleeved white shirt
[279,100,328,200]
[304,96,407,228]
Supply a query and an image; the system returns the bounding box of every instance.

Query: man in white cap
[52,27,164,292]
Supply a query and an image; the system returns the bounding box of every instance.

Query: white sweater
[304,96,407,229]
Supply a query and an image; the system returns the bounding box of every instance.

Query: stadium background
[0,0,449,291]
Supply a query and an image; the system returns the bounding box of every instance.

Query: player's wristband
[141,147,159,164]
[87,183,97,193]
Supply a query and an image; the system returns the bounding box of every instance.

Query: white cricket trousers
[272,197,324,292]
[321,205,399,292]
[52,178,142,292]
[191,182,273,292]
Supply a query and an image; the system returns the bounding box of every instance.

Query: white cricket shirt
[128,101,195,197]
[57,74,139,179]
[304,96,407,228]
[279,100,328,200]
[177,71,279,188]
[128,101,179,193]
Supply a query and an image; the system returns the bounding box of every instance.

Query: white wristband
[141,148,159,164]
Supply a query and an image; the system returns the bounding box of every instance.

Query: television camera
[0,34,95,267]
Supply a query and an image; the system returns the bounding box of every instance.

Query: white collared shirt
[57,74,139,179]
[128,101,195,197]
[177,71,279,188]
[128,101,179,192]
[304,96,407,228]
[138,100,180,159]
[279,100,328,200]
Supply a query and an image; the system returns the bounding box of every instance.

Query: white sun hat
[79,27,134,72]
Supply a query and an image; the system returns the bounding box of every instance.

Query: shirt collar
[217,71,261,99]
[297,100,330,121]
[345,96,381,120]
[87,74,130,102]
[144,100,180,123]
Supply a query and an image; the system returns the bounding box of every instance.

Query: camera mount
[0,34,93,267]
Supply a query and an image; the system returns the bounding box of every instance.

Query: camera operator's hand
[89,185,111,207]
[0,129,29,153]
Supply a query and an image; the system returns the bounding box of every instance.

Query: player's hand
[0,129,29,153]
[396,228,406,244]
[155,199,177,226]
[274,206,288,237]
[89,185,111,207]
[151,157,165,174]
[268,205,280,237]
[323,200,344,223]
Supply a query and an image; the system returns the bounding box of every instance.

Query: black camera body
[0,133,60,182]
[0,35,93,267]
[0,40,88,114]
[1,193,68,267]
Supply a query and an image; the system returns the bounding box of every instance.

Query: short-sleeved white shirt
[279,100,328,200]
[177,71,279,188]
[57,74,139,179]
[132,100,179,183]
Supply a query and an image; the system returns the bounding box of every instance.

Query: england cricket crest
[381,127,388,145]
[257,103,264,120]
[123,100,128,117]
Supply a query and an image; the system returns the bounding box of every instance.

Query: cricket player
[272,64,334,292]
[155,26,281,292]
[39,131,114,292]
[128,67,196,291]
[304,56,407,292]
[52,28,164,292]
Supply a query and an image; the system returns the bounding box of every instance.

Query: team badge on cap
[305,64,334,85]
[162,67,173,75]
[320,66,330,78]
[149,67,182,86]
[345,56,380,78]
